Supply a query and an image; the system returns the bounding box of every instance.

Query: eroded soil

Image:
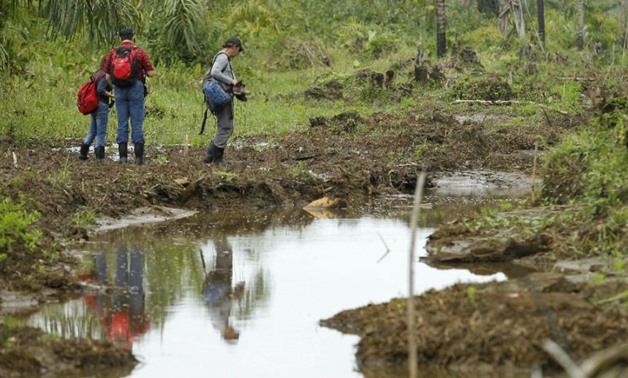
[1,106,626,376]
[321,274,628,376]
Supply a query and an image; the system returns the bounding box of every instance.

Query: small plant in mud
[2,335,16,349]
[211,171,238,181]
[71,208,96,228]
[45,158,71,189]
[548,81,582,114]
[0,197,42,264]
[395,302,405,313]
[287,161,310,180]
[592,273,607,286]
[154,154,169,165]
[412,141,430,160]
[466,286,478,306]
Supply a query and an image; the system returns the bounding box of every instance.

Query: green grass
[1,43,429,147]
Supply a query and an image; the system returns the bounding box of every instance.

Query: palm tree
[4,0,207,60]
[161,0,206,58]
[436,0,446,58]
[6,0,139,46]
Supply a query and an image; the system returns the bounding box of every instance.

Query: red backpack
[77,71,105,115]
[110,46,138,87]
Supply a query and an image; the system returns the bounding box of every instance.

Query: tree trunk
[577,0,584,51]
[478,0,499,15]
[436,0,447,58]
[537,0,545,46]
[622,0,628,50]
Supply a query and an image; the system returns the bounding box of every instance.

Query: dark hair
[119,28,134,40]
[223,36,244,52]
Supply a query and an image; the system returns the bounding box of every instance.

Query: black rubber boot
[79,143,89,160]
[94,146,105,161]
[214,145,226,166]
[134,142,144,165]
[203,143,215,164]
[118,142,128,164]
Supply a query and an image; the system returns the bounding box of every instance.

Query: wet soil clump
[0,324,137,377]
[321,274,628,375]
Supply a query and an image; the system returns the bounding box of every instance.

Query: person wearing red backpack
[102,28,155,165]
[79,61,114,161]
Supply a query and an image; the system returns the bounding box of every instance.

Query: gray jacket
[204,52,236,89]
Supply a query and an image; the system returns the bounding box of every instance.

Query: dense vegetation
[1,0,627,264]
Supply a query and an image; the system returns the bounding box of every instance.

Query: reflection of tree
[200,234,270,343]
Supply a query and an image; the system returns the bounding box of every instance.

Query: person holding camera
[203,36,247,165]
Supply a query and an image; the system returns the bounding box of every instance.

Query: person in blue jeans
[102,28,156,165]
[79,67,113,161]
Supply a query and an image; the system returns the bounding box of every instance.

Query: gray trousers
[212,101,234,149]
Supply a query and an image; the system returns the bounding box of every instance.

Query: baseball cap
[119,28,134,39]
[224,37,244,52]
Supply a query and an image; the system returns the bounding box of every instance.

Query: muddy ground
[1,105,627,377]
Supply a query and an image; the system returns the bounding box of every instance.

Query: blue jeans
[83,100,109,147]
[114,81,145,144]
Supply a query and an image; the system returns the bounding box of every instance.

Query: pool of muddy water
[22,181,532,378]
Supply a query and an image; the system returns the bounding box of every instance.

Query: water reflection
[23,206,514,378]
[82,246,151,349]
[201,236,244,342]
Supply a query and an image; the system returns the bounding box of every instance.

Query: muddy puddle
[15,181,531,378]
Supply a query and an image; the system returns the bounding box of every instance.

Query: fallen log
[453,99,569,115]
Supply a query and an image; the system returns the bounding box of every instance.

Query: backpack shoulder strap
[211,52,230,73]
[90,70,105,82]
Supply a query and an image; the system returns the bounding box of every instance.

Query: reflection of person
[82,246,151,349]
[102,28,156,165]
[202,37,245,165]
[79,60,114,161]
[202,236,244,341]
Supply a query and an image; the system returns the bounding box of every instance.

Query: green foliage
[450,76,515,101]
[160,0,207,62]
[466,286,478,306]
[286,161,309,180]
[460,25,504,52]
[0,197,42,263]
[540,104,628,256]
[43,0,139,46]
[71,208,96,228]
[548,81,583,114]
[45,158,71,189]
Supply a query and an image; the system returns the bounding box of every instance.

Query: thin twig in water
[531,141,538,202]
[199,248,206,273]
[542,339,586,378]
[376,232,391,263]
[407,172,426,378]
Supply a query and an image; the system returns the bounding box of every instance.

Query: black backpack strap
[199,107,208,135]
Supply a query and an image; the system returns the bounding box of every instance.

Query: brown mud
[1,106,626,376]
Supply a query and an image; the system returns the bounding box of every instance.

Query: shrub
[0,197,42,265]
